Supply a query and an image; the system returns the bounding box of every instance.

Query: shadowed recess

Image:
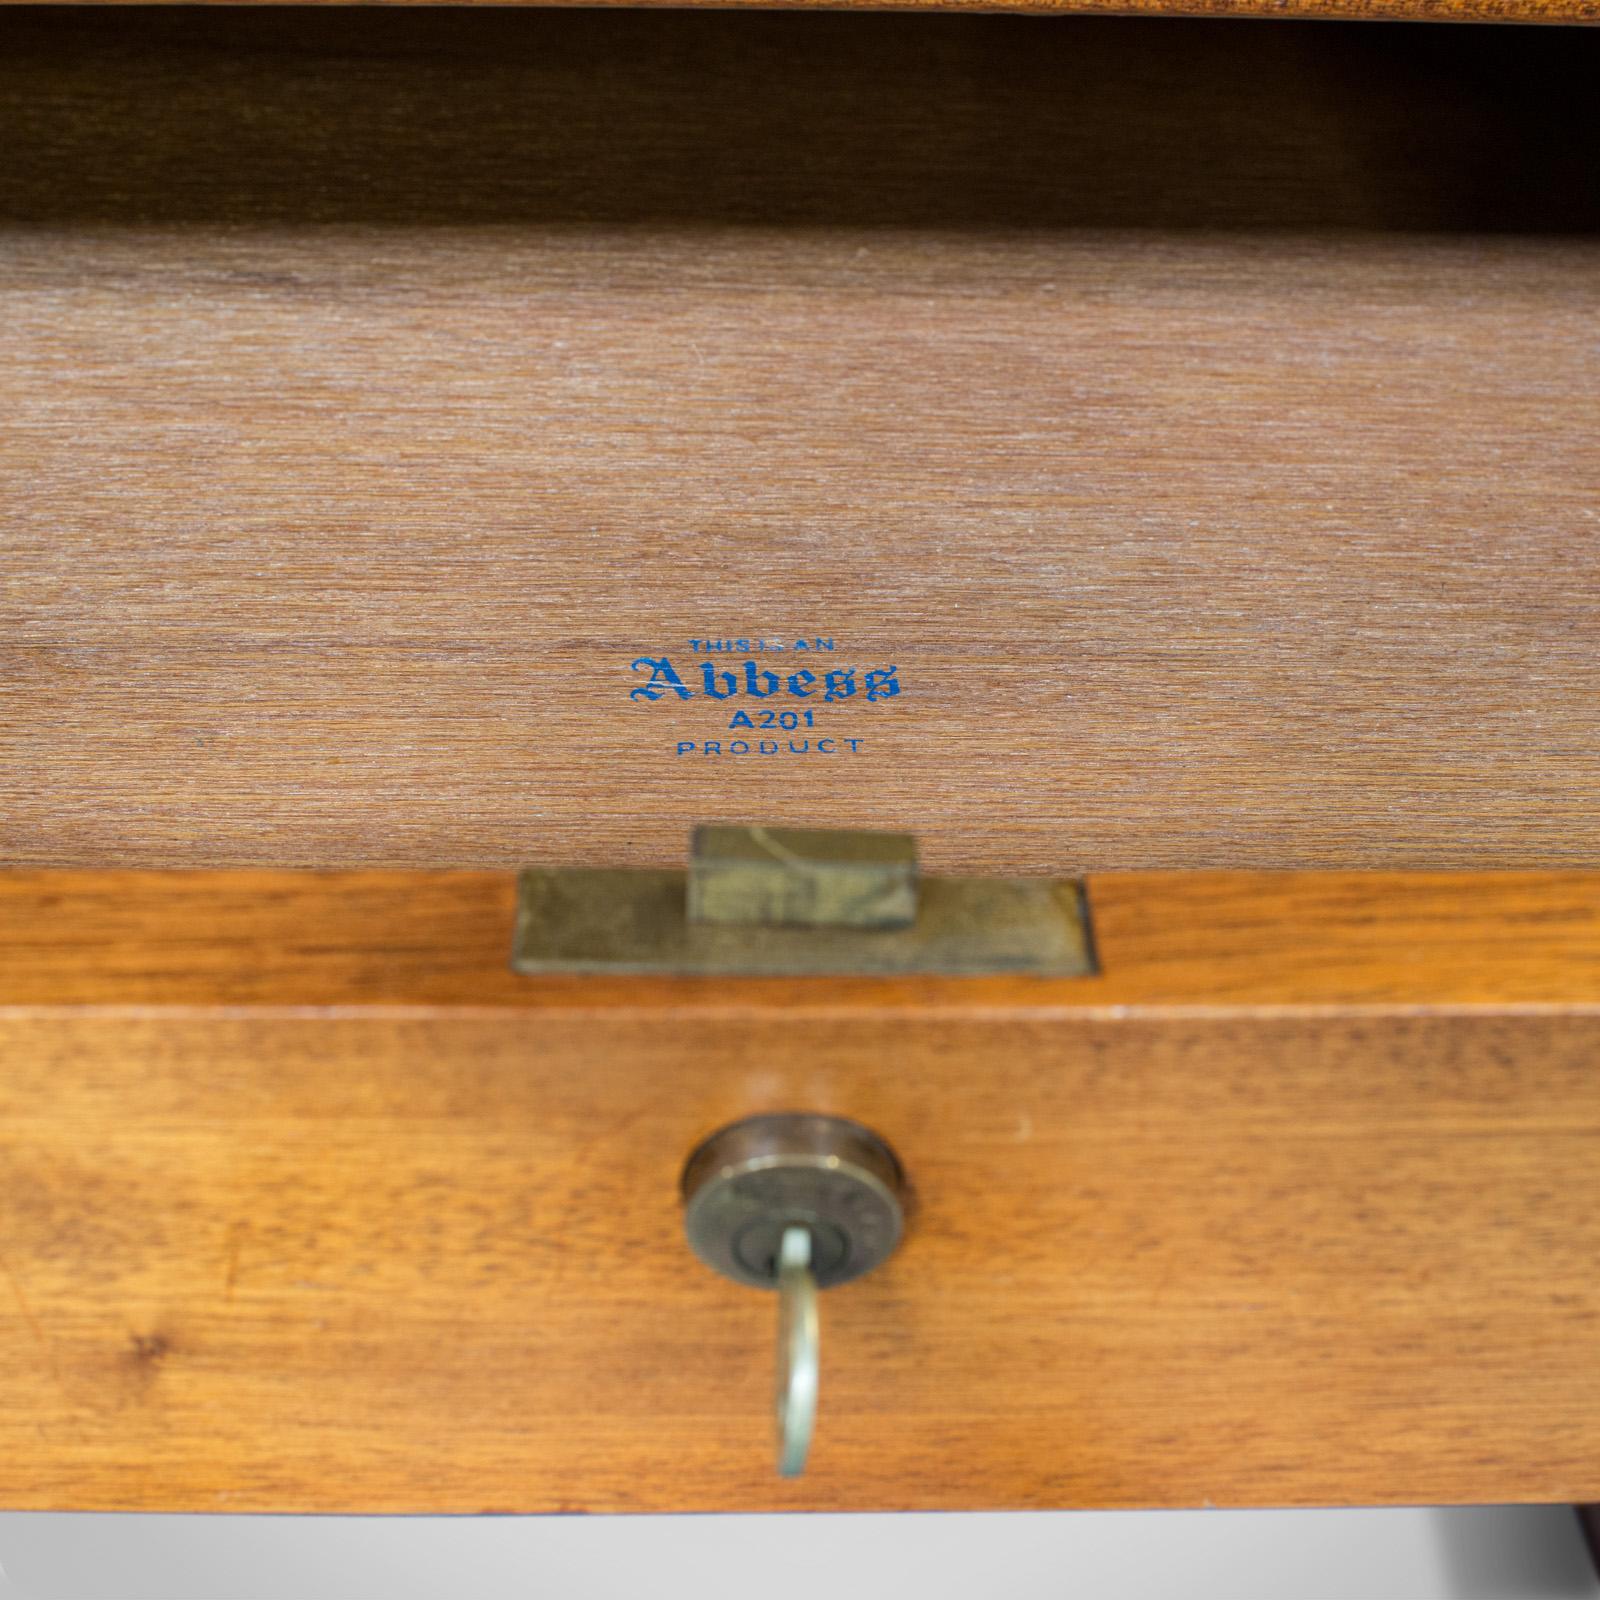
[0,9,1597,232]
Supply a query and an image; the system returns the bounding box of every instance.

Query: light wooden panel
[3,12,1599,875]
[5,868,1600,1010]
[1,868,1598,1512]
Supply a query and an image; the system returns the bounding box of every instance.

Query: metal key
[774,1224,820,1476]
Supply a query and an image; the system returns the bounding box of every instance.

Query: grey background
[2,1508,1596,1600]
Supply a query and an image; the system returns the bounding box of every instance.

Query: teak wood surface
[2,867,1599,1513]
[4,12,1600,877]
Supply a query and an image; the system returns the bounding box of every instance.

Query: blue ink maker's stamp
[627,638,902,756]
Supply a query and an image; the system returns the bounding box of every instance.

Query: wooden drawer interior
[3,8,1598,874]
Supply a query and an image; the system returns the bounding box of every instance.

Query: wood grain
[3,12,1600,875]
[2,868,1599,1512]
[4,868,1600,1011]
[8,0,1600,24]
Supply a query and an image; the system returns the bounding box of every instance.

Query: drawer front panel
[1,869,1598,1512]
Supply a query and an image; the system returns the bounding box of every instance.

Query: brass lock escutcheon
[681,1112,906,1476]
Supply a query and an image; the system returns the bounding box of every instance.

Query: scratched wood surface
[3,12,1600,876]
[1,867,1599,1513]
